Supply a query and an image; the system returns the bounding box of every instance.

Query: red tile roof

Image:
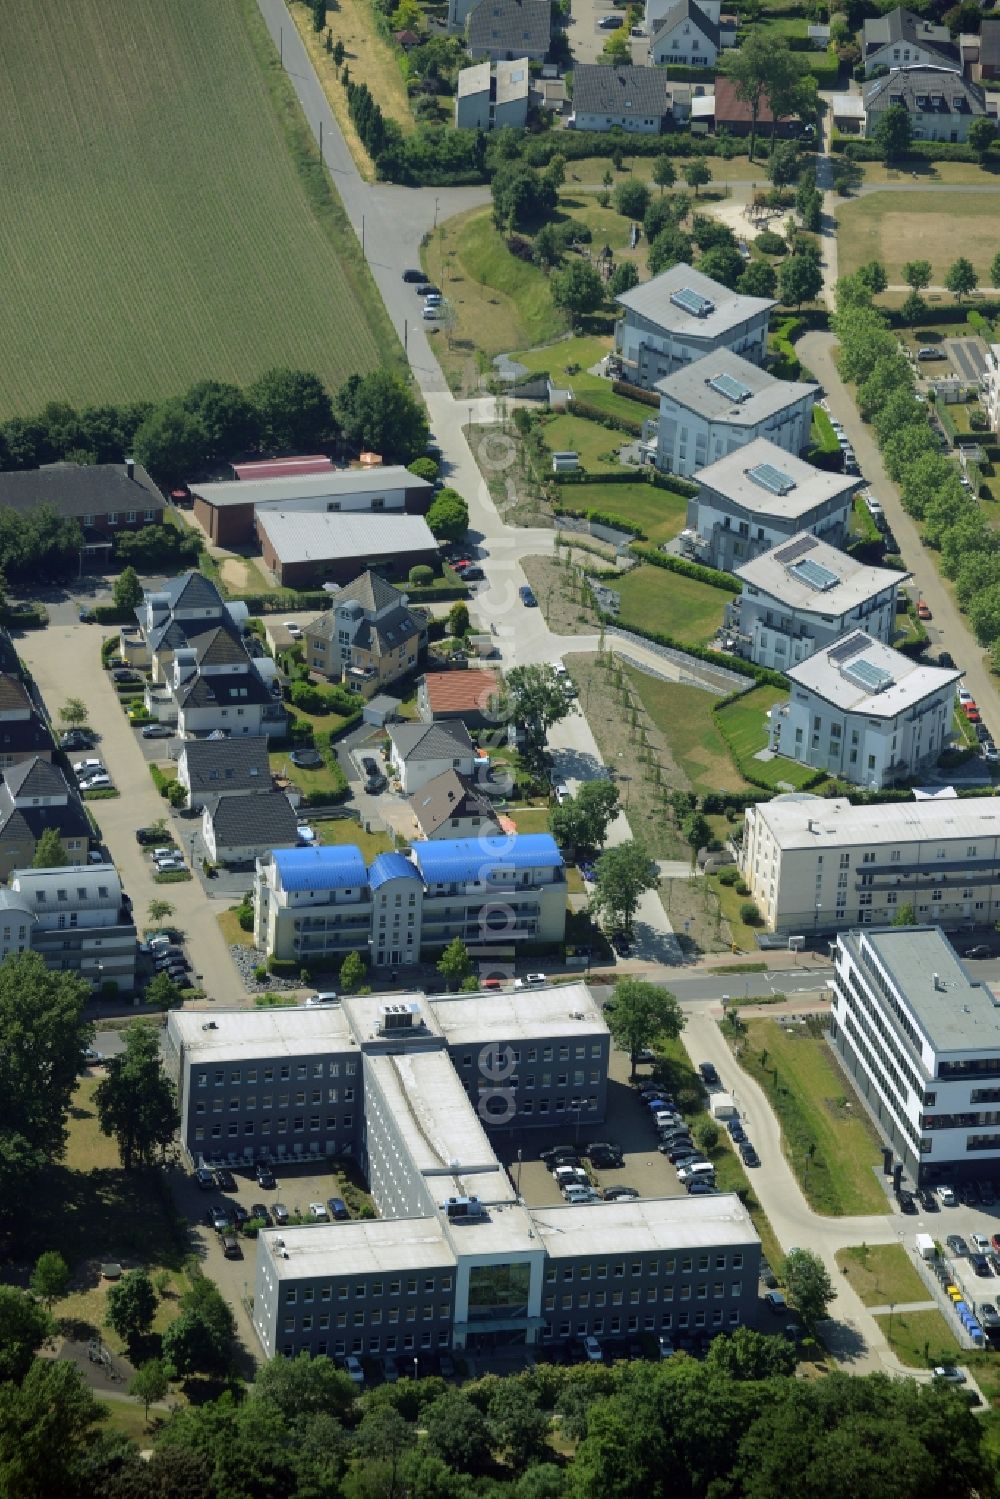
[424,669,499,715]
[232,456,333,481]
[713,75,793,126]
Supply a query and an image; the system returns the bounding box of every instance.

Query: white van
[678,1161,715,1182]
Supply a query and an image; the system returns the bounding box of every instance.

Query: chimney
[125,457,135,481]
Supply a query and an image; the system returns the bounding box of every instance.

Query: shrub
[755,229,786,256]
[236,901,254,932]
[254,964,267,981]
[739,900,761,925]
[735,879,750,896]
[266,957,298,976]
[718,868,739,886]
[409,565,434,586]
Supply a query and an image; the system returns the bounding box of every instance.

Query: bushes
[409,564,435,586]
[266,956,299,976]
[768,316,804,380]
[566,399,644,438]
[611,379,660,410]
[739,900,761,925]
[629,543,741,595]
[755,230,787,256]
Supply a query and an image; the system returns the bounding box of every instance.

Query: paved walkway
[799,329,1000,734]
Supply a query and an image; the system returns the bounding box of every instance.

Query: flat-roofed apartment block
[654,350,817,477]
[770,632,960,788]
[740,791,1000,938]
[831,924,1000,1184]
[614,263,775,392]
[729,533,907,671]
[684,438,859,573]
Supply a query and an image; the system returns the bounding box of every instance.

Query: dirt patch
[660,873,731,955]
[520,555,602,637]
[220,557,251,591]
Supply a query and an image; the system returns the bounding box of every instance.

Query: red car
[917,602,932,620]
[992,1233,1000,1254]
[452,559,472,572]
[966,708,982,724]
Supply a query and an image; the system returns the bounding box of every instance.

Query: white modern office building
[770,632,960,788]
[614,264,775,392]
[739,791,1000,937]
[831,924,1000,1184]
[729,533,907,671]
[654,351,816,477]
[683,439,859,573]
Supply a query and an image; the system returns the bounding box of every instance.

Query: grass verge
[873,1308,961,1367]
[835,1244,930,1307]
[715,687,826,792]
[623,668,748,796]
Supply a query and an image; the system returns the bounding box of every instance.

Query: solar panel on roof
[773,536,815,566]
[828,633,867,664]
[747,462,796,495]
[670,287,715,318]
[789,557,839,592]
[707,372,752,403]
[842,657,894,694]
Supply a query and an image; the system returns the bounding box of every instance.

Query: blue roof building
[413,834,563,885]
[271,845,368,892]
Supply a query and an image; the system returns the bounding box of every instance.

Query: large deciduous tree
[873,103,912,162]
[249,368,337,455]
[94,1022,179,1171]
[720,31,796,162]
[945,256,979,303]
[783,1248,835,1330]
[106,1270,157,1349]
[335,370,428,464]
[427,488,469,541]
[551,261,605,317]
[133,400,208,483]
[0,1287,53,1382]
[590,841,660,942]
[604,977,684,1075]
[548,778,621,855]
[500,664,571,768]
[778,252,822,309]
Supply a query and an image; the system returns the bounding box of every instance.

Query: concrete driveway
[17,621,246,1005]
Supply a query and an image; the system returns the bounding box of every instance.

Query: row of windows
[549,1309,741,1337]
[287,1276,452,1303]
[473,1095,600,1117]
[193,1117,351,1139]
[195,1090,354,1111]
[196,1061,356,1087]
[280,1331,449,1357]
[83,509,157,525]
[543,1282,742,1308]
[545,1253,743,1281]
[285,1307,450,1331]
[460,1044,602,1066]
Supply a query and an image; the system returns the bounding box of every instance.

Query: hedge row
[553,503,643,537]
[521,133,742,167]
[93,604,135,625]
[405,584,470,603]
[611,379,660,410]
[630,542,741,595]
[831,134,1000,165]
[598,609,787,688]
[712,686,827,793]
[567,398,644,437]
[553,469,698,498]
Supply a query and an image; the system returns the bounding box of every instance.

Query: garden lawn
[217,906,254,947]
[314,819,394,861]
[509,333,657,425]
[715,686,824,792]
[836,191,1000,283]
[706,872,762,952]
[835,1244,929,1307]
[0,0,395,416]
[559,481,688,545]
[733,1019,888,1215]
[623,668,749,796]
[873,1308,961,1367]
[540,412,630,472]
[616,564,728,644]
[270,746,349,801]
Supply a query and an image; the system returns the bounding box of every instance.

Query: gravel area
[520,555,601,636]
[228,945,303,994]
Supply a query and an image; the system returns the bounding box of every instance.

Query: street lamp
[888,1300,896,1350]
[412,1355,419,1382]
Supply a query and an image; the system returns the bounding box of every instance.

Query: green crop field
[0,0,398,416]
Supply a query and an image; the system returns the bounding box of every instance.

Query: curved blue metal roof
[411,833,562,885]
[273,844,367,892]
[368,852,421,891]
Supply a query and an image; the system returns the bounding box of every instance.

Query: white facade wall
[390,746,477,794]
[865,39,957,74]
[616,309,770,392]
[574,110,662,133]
[734,580,899,672]
[690,494,852,571]
[650,16,718,65]
[772,678,954,788]
[656,389,814,476]
[984,344,1000,433]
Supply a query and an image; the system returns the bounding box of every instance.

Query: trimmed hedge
[712,685,827,793]
[831,134,1000,165]
[599,609,787,688]
[554,469,698,498]
[93,604,135,625]
[553,503,644,537]
[405,584,470,602]
[630,542,741,594]
[2,606,47,630]
[521,133,739,167]
[566,398,644,437]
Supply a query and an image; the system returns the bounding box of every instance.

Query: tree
[900,289,927,326]
[648,224,695,276]
[613,178,649,220]
[603,24,631,61]
[903,258,932,293]
[0,953,92,1203]
[604,976,684,1075]
[683,159,712,197]
[0,1358,103,1499]
[574,779,621,848]
[945,256,978,303]
[551,261,605,317]
[133,399,208,482]
[30,1251,69,1312]
[696,1120,719,1152]
[145,971,183,1011]
[437,937,472,992]
[681,810,711,865]
[652,154,676,193]
[147,898,175,925]
[968,116,997,163]
[738,259,778,299]
[0,1287,53,1381]
[106,1269,157,1349]
[336,370,427,464]
[778,252,822,308]
[784,1248,835,1330]
[131,1358,169,1422]
[249,368,336,454]
[32,828,69,869]
[161,1273,236,1378]
[607,261,640,298]
[58,696,88,728]
[705,1325,797,1379]
[426,488,469,541]
[766,140,799,187]
[892,902,916,926]
[447,601,470,637]
[698,244,744,290]
[721,30,791,162]
[339,949,367,994]
[991,250,1000,291]
[254,1350,358,1422]
[182,379,259,463]
[491,162,557,232]
[873,103,911,162]
[95,1022,179,1171]
[857,259,888,297]
[113,565,144,611]
[486,1380,550,1472]
[408,456,438,483]
[591,842,661,944]
[501,664,572,767]
[424,1389,491,1474]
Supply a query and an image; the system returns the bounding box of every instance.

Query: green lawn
[217,906,254,948]
[706,873,763,952]
[560,481,688,545]
[837,191,1000,284]
[314,818,394,861]
[873,1308,961,1368]
[835,1245,930,1307]
[0,0,396,415]
[540,412,629,472]
[270,745,349,801]
[616,564,728,644]
[716,686,824,792]
[623,668,750,795]
[731,1018,889,1216]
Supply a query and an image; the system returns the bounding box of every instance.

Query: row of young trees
[0,368,429,486]
[832,271,1000,652]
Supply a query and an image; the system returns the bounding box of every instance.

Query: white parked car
[583,1335,603,1362]
[938,1185,957,1206]
[555,783,571,805]
[958,689,974,705]
[73,758,104,776]
[284,621,302,639]
[344,1355,365,1385]
[514,973,546,989]
[550,661,567,676]
[309,1201,329,1220]
[80,774,113,791]
[564,1184,598,1203]
[553,1165,587,1185]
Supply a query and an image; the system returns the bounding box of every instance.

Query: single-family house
[614,262,775,392]
[0,659,52,769]
[978,16,1000,81]
[387,721,477,794]
[255,511,439,590]
[654,350,816,476]
[176,738,273,811]
[0,460,162,572]
[202,790,300,867]
[770,631,960,787]
[729,533,908,671]
[190,466,433,548]
[410,768,501,840]
[0,758,92,880]
[645,0,720,35]
[466,0,551,61]
[712,75,800,139]
[570,65,670,133]
[304,571,427,698]
[862,7,960,76]
[649,0,719,68]
[683,438,859,572]
[863,65,987,144]
[419,669,499,728]
[0,864,137,992]
[455,58,530,128]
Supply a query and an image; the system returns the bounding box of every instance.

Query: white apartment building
[831,924,1000,1184]
[455,58,530,128]
[770,632,960,788]
[654,351,817,477]
[683,438,858,573]
[982,343,1000,433]
[740,791,1000,937]
[729,533,907,671]
[614,264,775,393]
[0,863,137,992]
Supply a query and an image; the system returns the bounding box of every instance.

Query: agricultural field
[0,0,396,416]
[836,191,1000,284]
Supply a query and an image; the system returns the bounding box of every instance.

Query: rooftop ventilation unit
[378,1001,422,1034]
[746,462,796,495]
[442,1196,484,1220]
[670,286,715,318]
[707,372,752,403]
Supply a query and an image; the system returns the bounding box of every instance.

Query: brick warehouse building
[190,467,433,548]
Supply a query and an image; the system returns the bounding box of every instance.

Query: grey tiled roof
[468,0,551,53]
[572,65,670,120]
[864,65,985,117]
[180,738,271,794]
[863,6,958,65]
[387,720,475,762]
[206,790,299,850]
[652,0,719,49]
[410,769,498,837]
[0,461,162,519]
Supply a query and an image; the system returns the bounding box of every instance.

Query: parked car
[250,1203,271,1226]
[946,1234,969,1256]
[698,1062,720,1089]
[519,584,537,607]
[917,1186,939,1212]
[938,1185,957,1206]
[309,1201,328,1220]
[564,1183,599,1203]
[582,1335,603,1362]
[206,1205,233,1232]
[401,268,424,283]
[283,622,302,639]
[328,1197,350,1221]
[898,1190,918,1214]
[932,1365,966,1382]
[194,1167,215,1191]
[917,346,945,360]
[514,973,546,989]
[61,729,94,750]
[764,1290,787,1313]
[221,1235,242,1260]
[344,1356,365,1386]
[740,1142,760,1167]
[916,601,932,620]
[938,651,955,668]
[72,758,104,776]
[272,1203,289,1225]
[965,945,992,959]
[602,1185,638,1201]
[135,826,167,846]
[141,723,173,739]
[256,1165,277,1190]
[215,1168,237,1192]
[687,1181,718,1196]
